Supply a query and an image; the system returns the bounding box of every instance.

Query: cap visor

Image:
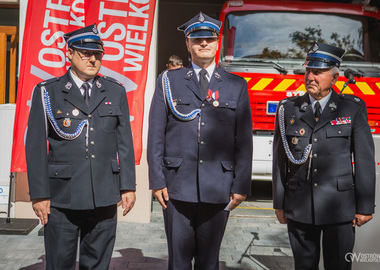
[303,60,336,69]
[188,30,218,38]
[72,43,104,52]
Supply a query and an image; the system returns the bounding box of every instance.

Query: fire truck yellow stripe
[273,79,296,91]
[335,81,354,94]
[356,82,375,95]
[375,83,380,92]
[252,78,273,90]
[244,77,251,83]
[296,84,306,91]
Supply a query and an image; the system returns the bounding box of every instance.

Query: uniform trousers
[44,205,117,270]
[163,199,229,270]
[287,219,355,270]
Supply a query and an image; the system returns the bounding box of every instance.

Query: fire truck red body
[217,0,380,180]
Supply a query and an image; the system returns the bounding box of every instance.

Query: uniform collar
[309,90,332,113]
[69,68,94,89]
[191,62,216,81]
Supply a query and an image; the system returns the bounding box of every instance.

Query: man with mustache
[272,42,376,269]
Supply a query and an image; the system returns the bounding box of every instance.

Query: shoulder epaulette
[38,77,60,87]
[102,76,123,86]
[340,94,363,104]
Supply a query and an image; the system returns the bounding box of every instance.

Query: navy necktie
[199,69,209,98]
[315,101,321,121]
[83,82,90,105]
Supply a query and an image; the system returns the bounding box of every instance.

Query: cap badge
[311,43,319,53]
[65,82,72,90]
[199,13,205,22]
[92,25,98,34]
[72,108,79,116]
[63,118,71,127]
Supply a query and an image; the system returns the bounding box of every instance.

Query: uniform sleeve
[117,90,136,191]
[352,101,375,214]
[147,74,168,190]
[231,80,253,195]
[272,103,287,209]
[25,86,50,200]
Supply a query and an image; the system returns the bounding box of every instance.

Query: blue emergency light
[266,101,279,115]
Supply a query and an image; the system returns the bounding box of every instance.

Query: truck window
[221,11,380,65]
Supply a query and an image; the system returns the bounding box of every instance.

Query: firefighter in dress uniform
[272,42,376,269]
[26,24,136,269]
[147,12,253,270]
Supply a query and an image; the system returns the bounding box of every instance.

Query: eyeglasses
[76,50,104,60]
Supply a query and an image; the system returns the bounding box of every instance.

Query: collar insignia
[329,102,337,111]
[96,80,102,88]
[65,82,72,90]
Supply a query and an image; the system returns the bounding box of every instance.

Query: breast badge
[299,128,306,136]
[292,137,299,145]
[63,118,71,127]
[72,109,79,116]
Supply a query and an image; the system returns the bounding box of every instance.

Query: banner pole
[0,172,38,235]
[5,172,14,224]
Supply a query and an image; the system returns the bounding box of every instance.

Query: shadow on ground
[19,248,259,270]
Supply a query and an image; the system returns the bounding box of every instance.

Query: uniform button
[109,111,113,114]
[166,161,171,165]
[313,138,318,143]
[86,149,88,152]
[314,169,318,173]
[295,131,298,134]
[54,172,58,176]
[226,102,229,106]
[314,183,318,188]
[86,156,88,159]
[90,127,94,132]
[199,160,203,164]
[202,103,206,108]
[91,155,95,159]
[230,165,234,169]
[91,141,95,145]
[338,130,342,134]
[313,154,318,158]
[200,141,205,145]
[201,122,205,126]
[88,114,92,118]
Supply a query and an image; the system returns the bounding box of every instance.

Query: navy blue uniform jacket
[26,71,136,210]
[273,91,375,225]
[147,66,253,204]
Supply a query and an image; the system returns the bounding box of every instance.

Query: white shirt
[69,69,94,97]
[191,62,216,82]
[309,90,332,114]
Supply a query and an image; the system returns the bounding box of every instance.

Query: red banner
[11,0,156,172]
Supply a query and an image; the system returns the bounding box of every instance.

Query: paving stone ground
[0,201,294,270]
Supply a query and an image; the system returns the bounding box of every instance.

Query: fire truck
[216,0,380,181]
